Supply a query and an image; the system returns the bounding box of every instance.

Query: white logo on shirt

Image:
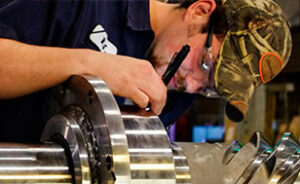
[89,25,118,54]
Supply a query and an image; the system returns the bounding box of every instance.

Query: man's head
[149,0,226,92]
[149,0,292,122]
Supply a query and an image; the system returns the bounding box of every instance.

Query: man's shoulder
[0,0,106,45]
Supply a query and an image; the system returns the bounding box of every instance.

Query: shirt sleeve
[0,22,17,40]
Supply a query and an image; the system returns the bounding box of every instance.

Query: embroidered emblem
[89,25,118,54]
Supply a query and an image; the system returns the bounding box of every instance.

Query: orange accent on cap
[230,100,248,106]
[259,52,283,84]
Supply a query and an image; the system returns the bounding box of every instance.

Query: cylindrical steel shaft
[0,143,72,184]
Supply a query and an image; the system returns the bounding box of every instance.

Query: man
[0,0,291,142]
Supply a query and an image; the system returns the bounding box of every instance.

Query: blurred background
[170,0,300,145]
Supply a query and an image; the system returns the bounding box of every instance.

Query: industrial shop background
[171,0,300,146]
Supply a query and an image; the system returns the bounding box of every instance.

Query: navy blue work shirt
[0,0,196,142]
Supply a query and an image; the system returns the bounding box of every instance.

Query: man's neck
[149,0,185,36]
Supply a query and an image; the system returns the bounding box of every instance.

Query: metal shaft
[0,143,72,184]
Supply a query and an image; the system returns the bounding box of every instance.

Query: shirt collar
[127,0,153,31]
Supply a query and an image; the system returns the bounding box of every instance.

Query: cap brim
[225,101,249,122]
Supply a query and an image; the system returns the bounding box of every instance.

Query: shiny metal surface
[121,106,176,183]
[176,142,230,184]
[41,113,91,184]
[249,132,273,154]
[171,143,191,184]
[268,133,300,184]
[224,142,259,183]
[176,141,266,184]
[48,75,131,183]
[0,143,71,184]
[223,140,243,165]
[269,154,300,184]
[279,157,300,184]
[274,133,300,162]
[236,132,275,184]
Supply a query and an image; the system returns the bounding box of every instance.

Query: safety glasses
[172,23,220,98]
[196,23,220,98]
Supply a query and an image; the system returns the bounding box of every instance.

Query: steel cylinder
[0,143,72,184]
[121,108,177,183]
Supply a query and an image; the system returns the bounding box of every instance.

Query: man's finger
[128,88,150,109]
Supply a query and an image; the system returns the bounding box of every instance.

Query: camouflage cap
[215,0,292,122]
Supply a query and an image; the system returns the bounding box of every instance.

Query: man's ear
[184,0,216,21]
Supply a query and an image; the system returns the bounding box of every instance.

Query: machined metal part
[48,75,131,184]
[235,132,275,184]
[41,111,91,183]
[274,133,300,163]
[0,75,300,184]
[0,143,72,184]
[121,106,177,183]
[269,153,300,184]
[222,140,243,165]
[268,133,300,184]
[224,141,261,182]
[171,143,192,183]
[176,142,230,184]
[279,157,300,184]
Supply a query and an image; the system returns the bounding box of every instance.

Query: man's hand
[84,51,167,114]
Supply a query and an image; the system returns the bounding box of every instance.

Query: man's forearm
[0,38,167,114]
[0,38,87,99]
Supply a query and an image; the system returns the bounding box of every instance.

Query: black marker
[162,45,190,85]
[146,45,190,111]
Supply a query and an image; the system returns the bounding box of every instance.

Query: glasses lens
[197,46,220,98]
[167,23,220,98]
[167,46,220,98]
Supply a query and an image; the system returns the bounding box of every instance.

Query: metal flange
[45,75,131,183]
